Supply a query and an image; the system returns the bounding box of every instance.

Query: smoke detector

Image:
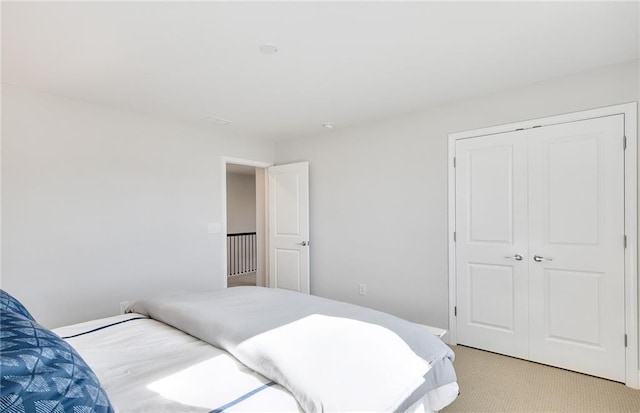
[259,44,279,55]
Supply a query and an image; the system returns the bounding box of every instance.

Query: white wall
[3,61,637,331]
[1,84,274,328]
[226,172,256,234]
[274,60,639,330]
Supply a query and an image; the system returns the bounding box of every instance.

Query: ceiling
[2,1,638,142]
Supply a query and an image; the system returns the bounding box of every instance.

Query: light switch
[208,223,222,233]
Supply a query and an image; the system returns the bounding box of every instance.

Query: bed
[1,287,458,412]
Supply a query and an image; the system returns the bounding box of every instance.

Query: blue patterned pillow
[0,289,35,321]
[0,310,115,413]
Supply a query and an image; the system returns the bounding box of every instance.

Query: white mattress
[54,314,458,412]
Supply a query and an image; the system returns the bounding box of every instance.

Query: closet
[451,112,629,382]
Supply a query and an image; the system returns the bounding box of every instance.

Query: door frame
[447,102,638,388]
[221,157,272,287]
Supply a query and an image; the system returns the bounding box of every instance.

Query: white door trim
[221,157,272,287]
[447,102,638,388]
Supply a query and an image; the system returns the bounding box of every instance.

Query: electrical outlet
[119,301,130,314]
[359,284,367,296]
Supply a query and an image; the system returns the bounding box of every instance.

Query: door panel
[545,269,602,346]
[274,173,301,235]
[546,137,600,245]
[455,131,529,358]
[273,249,301,291]
[468,263,515,331]
[268,162,310,293]
[528,115,625,381]
[468,145,515,243]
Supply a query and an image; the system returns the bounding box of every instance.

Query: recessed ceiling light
[322,122,336,129]
[259,44,279,55]
[201,115,232,125]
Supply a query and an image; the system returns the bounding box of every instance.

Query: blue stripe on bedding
[209,381,277,413]
[61,316,148,339]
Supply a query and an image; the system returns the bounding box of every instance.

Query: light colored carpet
[227,272,256,287]
[442,345,640,412]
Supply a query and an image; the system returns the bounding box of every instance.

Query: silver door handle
[505,254,523,261]
[533,255,552,262]
[299,241,309,246]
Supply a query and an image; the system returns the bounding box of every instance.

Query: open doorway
[222,158,310,293]
[223,159,269,288]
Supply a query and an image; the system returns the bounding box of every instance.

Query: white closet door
[527,115,625,381]
[455,131,529,358]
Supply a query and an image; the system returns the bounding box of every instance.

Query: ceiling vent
[201,115,232,125]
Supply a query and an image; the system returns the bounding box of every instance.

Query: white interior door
[268,162,310,293]
[455,131,529,358]
[455,115,626,382]
[527,115,625,381]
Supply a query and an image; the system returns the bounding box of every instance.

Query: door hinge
[454,306,457,317]
[624,136,627,150]
[624,235,628,248]
[453,157,456,168]
[625,334,628,347]
[453,231,456,242]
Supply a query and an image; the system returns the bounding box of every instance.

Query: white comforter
[129,287,456,412]
[234,314,430,411]
[54,313,459,413]
[54,314,303,412]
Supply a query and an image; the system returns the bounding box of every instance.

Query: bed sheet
[54,314,457,412]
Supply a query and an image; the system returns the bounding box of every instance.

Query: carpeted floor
[227,272,256,287]
[442,345,640,412]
